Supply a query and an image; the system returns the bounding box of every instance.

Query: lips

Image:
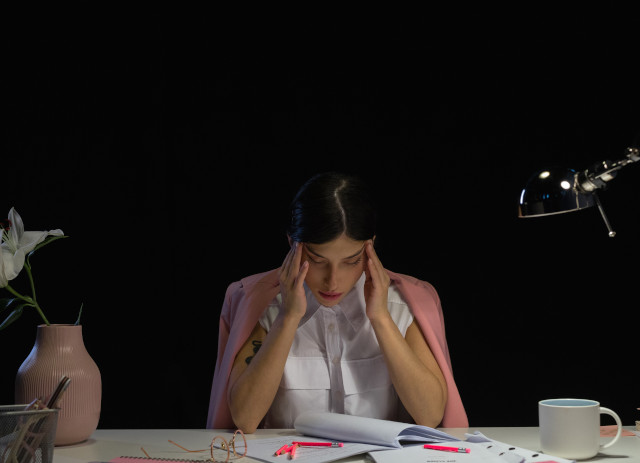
[319,291,342,301]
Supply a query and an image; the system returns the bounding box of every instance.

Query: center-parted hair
[287,172,377,244]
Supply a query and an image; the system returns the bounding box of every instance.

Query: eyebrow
[304,243,366,260]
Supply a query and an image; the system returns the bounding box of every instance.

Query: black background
[2,17,639,430]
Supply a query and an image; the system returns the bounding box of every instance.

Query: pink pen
[424,444,470,453]
[290,443,299,459]
[275,444,293,456]
[292,441,344,447]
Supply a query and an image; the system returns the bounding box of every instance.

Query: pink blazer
[206,269,468,429]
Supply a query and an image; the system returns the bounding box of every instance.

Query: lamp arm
[577,147,640,192]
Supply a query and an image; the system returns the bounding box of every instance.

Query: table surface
[52,426,640,462]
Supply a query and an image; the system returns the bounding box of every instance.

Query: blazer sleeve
[389,270,469,427]
[206,280,245,429]
[206,270,281,429]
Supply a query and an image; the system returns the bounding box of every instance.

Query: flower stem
[4,283,50,326]
[23,260,38,302]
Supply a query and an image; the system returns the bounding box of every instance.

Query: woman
[207,172,467,432]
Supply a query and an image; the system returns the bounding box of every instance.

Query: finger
[294,260,309,289]
[286,242,304,280]
[291,241,302,269]
[363,253,371,279]
[279,249,291,278]
[365,240,381,264]
[363,245,373,280]
[366,257,381,289]
[279,242,297,279]
[365,242,384,277]
[366,242,389,289]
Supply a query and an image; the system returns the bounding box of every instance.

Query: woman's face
[301,234,368,307]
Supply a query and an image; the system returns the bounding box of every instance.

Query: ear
[287,234,293,247]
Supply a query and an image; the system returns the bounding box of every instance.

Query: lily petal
[19,230,64,255]
[1,208,64,283]
[7,207,24,248]
[1,248,26,282]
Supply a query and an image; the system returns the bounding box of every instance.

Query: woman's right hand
[277,241,309,320]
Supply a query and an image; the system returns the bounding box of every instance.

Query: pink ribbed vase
[15,324,102,446]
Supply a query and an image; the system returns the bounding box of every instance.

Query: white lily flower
[0,207,64,288]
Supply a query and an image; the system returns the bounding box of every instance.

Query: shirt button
[328,324,335,332]
[332,356,340,365]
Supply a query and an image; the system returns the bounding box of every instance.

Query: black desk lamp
[518,147,640,237]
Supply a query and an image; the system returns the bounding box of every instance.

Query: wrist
[367,308,393,326]
[276,310,304,328]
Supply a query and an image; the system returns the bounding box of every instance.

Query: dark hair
[287,172,377,244]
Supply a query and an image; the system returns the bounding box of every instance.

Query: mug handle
[599,407,622,450]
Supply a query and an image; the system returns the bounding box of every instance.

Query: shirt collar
[300,273,367,331]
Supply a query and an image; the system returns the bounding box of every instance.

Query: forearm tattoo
[245,340,262,364]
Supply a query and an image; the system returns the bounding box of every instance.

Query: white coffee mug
[539,398,622,460]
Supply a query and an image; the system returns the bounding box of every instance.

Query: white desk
[52,427,640,462]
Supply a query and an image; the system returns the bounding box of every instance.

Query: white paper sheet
[367,441,508,463]
[367,434,576,463]
[463,432,575,463]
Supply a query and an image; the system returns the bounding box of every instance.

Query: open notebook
[294,411,458,447]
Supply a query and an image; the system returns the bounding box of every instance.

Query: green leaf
[0,298,18,314]
[0,305,25,331]
[75,302,84,326]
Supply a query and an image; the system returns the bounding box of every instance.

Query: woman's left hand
[363,240,391,320]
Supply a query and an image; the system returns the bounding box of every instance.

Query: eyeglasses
[141,430,247,462]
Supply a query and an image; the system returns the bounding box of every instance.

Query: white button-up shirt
[258,273,414,428]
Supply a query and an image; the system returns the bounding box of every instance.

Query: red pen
[424,444,470,453]
[292,441,344,447]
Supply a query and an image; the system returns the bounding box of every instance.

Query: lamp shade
[518,167,594,217]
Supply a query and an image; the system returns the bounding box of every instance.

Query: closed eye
[307,257,361,266]
[303,243,365,266]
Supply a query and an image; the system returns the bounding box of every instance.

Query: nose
[324,266,339,291]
